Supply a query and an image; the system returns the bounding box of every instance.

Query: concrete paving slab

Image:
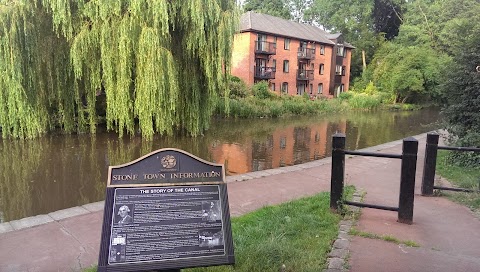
[264,168,287,175]
[48,206,90,221]
[244,171,271,178]
[82,201,105,212]
[0,222,13,234]
[10,215,54,230]
[279,165,303,172]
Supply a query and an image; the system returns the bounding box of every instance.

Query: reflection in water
[0,108,440,222]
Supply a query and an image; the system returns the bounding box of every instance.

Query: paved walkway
[1,133,480,272]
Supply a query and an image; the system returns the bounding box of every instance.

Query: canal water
[0,108,441,222]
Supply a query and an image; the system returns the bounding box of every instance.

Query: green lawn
[435,150,480,211]
[188,192,340,272]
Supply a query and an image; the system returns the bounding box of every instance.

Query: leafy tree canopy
[356,0,479,105]
[243,0,292,20]
[304,0,405,78]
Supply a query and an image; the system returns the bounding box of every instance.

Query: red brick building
[231,12,354,98]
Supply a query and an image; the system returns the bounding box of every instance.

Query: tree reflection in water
[0,108,440,222]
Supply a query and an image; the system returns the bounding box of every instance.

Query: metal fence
[330,133,418,224]
[421,132,480,196]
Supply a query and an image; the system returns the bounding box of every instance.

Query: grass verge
[187,192,340,272]
[84,192,341,272]
[435,150,480,212]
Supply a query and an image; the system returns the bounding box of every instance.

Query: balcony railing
[255,41,277,55]
[335,75,343,84]
[297,69,314,81]
[254,66,276,79]
[297,48,315,60]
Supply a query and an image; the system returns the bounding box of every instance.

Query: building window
[273,36,277,48]
[319,64,324,75]
[342,66,346,76]
[271,83,275,91]
[273,59,277,69]
[309,84,313,94]
[283,60,289,73]
[280,137,287,149]
[337,46,345,57]
[317,83,323,94]
[284,38,290,50]
[320,45,325,55]
[281,82,288,94]
[311,63,314,70]
[335,65,342,75]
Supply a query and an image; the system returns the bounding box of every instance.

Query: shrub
[228,76,250,98]
[445,132,480,168]
[347,93,382,109]
[252,81,275,99]
[338,92,353,101]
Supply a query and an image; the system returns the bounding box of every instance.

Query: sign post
[97,149,235,272]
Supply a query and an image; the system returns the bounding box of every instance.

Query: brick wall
[231,31,351,98]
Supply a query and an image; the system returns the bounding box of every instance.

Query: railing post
[398,137,418,224]
[421,132,439,196]
[330,133,346,211]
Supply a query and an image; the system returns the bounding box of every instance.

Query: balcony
[255,41,276,55]
[297,69,314,81]
[297,48,315,60]
[335,75,343,84]
[254,66,276,79]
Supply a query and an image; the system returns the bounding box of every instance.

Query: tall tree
[362,0,480,104]
[243,0,292,19]
[0,0,238,139]
[439,1,480,153]
[288,0,313,22]
[305,0,405,78]
[372,0,403,40]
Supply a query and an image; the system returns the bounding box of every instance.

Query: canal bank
[1,132,480,272]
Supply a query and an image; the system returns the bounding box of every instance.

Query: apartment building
[231,11,354,98]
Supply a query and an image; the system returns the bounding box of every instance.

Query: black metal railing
[330,133,418,224]
[254,66,276,79]
[297,69,314,81]
[297,47,315,60]
[255,41,276,55]
[421,132,480,196]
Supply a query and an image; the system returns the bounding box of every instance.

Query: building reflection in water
[210,119,347,175]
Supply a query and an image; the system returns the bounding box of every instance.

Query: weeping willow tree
[0,0,238,139]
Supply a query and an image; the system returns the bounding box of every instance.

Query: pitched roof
[239,11,336,45]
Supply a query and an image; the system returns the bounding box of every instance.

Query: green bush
[445,132,480,168]
[252,81,275,99]
[347,93,382,109]
[228,76,250,99]
[338,92,353,101]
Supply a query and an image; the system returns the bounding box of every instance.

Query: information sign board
[97,149,235,272]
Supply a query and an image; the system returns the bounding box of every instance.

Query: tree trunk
[362,50,367,71]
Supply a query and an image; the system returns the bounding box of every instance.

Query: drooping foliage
[0,0,238,139]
